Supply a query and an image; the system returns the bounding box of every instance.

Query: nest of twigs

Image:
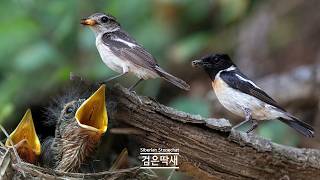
[0,146,157,180]
[0,126,156,180]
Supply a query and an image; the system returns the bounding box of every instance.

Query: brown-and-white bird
[81,12,190,91]
[192,54,314,137]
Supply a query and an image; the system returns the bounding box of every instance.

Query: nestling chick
[5,109,41,164]
[41,85,108,172]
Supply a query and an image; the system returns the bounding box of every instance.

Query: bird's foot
[136,96,143,105]
[246,120,258,134]
[229,128,245,142]
[130,90,137,95]
[129,90,143,104]
[230,127,239,135]
[128,86,135,92]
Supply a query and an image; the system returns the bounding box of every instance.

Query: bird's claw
[246,121,258,134]
[129,90,143,104]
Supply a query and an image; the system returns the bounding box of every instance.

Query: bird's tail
[279,115,314,137]
[155,66,190,91]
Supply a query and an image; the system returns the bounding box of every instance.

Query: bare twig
[0,125,26,177]
[12,162,141,179]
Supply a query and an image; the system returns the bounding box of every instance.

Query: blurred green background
[0,0,319,152]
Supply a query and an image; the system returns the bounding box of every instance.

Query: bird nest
[0,140,155,180]
[0,145,154,179]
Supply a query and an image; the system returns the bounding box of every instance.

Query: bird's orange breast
[212,78,225,93]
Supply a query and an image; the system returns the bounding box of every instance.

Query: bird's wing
[219,70,285,111]
[101,30,158,72]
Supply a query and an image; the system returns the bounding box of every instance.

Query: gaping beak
[5,109,41,164]
[75,85,108,134]
[80,18,97,26]
[191,59,204,68]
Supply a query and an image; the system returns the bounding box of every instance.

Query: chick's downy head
[41,85,108,172]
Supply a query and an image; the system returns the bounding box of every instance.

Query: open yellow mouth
[75,85,108,134]
[5,109,41,163]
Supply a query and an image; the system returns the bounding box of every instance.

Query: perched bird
[5,109,41,164]
[192,54,314,137]
[80,12,190,91]
[41,85,108,172]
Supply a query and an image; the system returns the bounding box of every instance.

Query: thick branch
[108,84,320,179]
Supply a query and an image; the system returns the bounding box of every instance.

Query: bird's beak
[5,109,41,164]
[75,85,108,134]
[80,18,97,26]
[191,59,204,67]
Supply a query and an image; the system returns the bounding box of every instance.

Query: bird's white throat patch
[224,66,236,72]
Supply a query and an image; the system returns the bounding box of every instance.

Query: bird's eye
[101,16,108,23]
[66,106,74,114]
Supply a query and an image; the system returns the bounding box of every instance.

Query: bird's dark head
[192,54,235,79]
[81,13,120,34]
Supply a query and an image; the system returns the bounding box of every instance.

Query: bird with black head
[192,54,314,137]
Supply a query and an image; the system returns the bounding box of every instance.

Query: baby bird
[41,85,108,172]
[5,109,41,164]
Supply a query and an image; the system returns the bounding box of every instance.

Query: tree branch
[1,82,319,179]
[108,84,320,179]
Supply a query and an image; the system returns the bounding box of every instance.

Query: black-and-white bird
[81,13,190,91]
[192,54,314,137]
